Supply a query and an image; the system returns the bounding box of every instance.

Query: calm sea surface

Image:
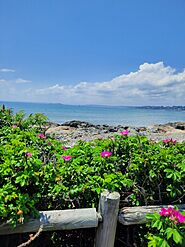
[1,101,185,127]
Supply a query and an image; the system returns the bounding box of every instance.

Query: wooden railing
[0,190,184,247]
[0,191,120,247]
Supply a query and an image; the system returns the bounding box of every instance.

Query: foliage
[146,207,185,246]
[0,105,185,245]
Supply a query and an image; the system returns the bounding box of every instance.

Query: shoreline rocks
[46,120,185,146]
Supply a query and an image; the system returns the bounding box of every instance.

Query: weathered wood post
[95,190,120,247]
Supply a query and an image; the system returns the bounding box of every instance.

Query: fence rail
[0,208,100,235]
[119,204,185,225]
[0,191,185,247]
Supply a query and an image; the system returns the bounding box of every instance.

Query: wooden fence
[0,190,184,247]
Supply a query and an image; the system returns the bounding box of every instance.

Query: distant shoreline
[1,101,185,127]
[0,101,185,109]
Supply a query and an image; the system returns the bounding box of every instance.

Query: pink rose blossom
[100,151,112,157]
[160,207,185,224]
[25,152,32,157]
[175,211,185,223]
[38,133,46,139]
[61,146,68,150]
[163,138,171,144]
[120,130,129,135]
[12,125,17,129]
[61,155,72,161]
[163,138,177,144]
[160,208,171,216]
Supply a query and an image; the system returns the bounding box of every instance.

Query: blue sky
[0,0,185,105]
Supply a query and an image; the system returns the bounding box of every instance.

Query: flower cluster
[160,207,185,224]
[163,138,176,144]
[37,133,46,139]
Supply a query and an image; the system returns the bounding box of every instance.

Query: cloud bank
[0,62,185,105]
[35,62,185,105]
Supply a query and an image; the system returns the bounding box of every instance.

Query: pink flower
[160,208,171,216]
[163,138,177,144]
[61,146,68,150]
[163,138,171,144]
[25,152,32,157]
[100,151,112,157]
[160,207,185,224]
[175,211,185,223]
[61,155,72,161]
[12,125,17,128]
[120,130,129,135]
[38,133,46,139]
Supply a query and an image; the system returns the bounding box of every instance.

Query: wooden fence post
[95,190,120,247]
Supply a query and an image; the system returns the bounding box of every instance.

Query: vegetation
[146,207,185,246]
[0,105,184,245]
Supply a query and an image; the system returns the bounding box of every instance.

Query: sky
[0,0,185,106]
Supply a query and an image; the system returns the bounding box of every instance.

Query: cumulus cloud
[0,79,7,83]
[35,62,185,105]
[0,68,15,72]
[15,78,32,83]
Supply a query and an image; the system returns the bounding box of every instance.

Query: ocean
[0,101,185,127]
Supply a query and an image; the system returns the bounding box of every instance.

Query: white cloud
[37,84,64,94]
[15,78,32,83]
[34,62,185,105]
[0,68,15,72]
[0,79,7,83]
[1,62,184,105]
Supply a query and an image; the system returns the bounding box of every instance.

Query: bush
[0,105,184,245]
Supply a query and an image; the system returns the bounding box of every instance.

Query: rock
[45,120,185,146]
[61,120,95,128]
[176,125,185,130]
[108,127,118,132]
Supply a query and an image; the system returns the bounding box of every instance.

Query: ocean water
[0,101,185,127]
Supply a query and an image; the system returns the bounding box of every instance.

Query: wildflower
[163,138,171,144]
[62,146,68,150]
[38,133,46,139]
[163,138,177,144]
[12,125,17,128]
[160,207,185,224]
[100,151,112,157]
[175,211,185,223]
[120,129,129,135]
[160,208,171,216]
[61,155,72,161]
[25,152,32,157]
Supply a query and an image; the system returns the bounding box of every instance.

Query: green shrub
[0,105,184,245]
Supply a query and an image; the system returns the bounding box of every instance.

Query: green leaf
[172,229,183,244]
[165,227,173,240]
[161,239,170,247]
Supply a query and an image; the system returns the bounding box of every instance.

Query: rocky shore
[46,120,185,146]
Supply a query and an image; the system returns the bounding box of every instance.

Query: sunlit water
[1,101,185,127]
